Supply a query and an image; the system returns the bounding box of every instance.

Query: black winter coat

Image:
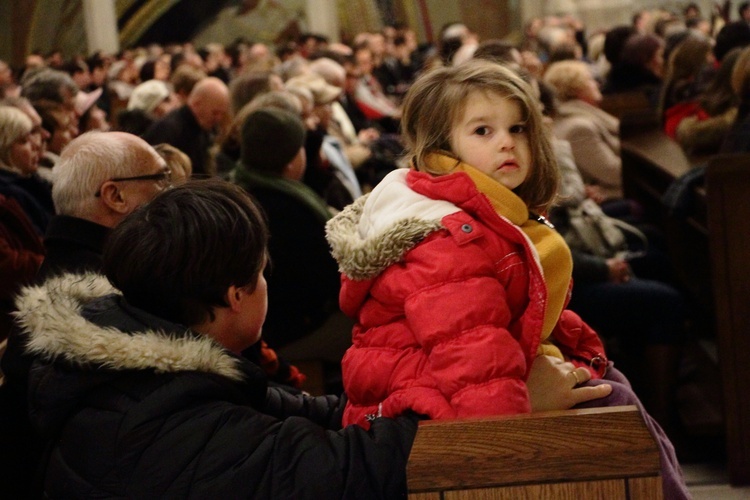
[16,274,416,499]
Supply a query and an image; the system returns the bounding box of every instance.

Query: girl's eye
[510,124,527,134]
[474,126,490,136]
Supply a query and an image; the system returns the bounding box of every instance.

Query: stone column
[306,0,341,42]
[82,0,119,55]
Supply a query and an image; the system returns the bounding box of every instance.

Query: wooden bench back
[407,406,662,499]
[600,91,653,121]
[707,154,750,485]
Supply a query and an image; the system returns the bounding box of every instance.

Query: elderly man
[143,76,229,177]
[0,130,170,497]
[38,131,170,276]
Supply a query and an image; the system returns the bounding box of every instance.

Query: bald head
[187,77,230,131]
[53,131,167,226]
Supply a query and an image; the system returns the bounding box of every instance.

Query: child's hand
[527,355,612,412]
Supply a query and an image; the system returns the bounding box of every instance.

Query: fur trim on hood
[14,273,245,381]
[326,170,459,281]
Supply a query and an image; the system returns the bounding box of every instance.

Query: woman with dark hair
[720,45,750,153]
[676,47,742,156]
[658,34,715,137]
[603,33,665,104]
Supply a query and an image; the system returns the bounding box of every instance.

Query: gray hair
[20,69,78,105]
[53,131,159,217]
[0,106,33,165]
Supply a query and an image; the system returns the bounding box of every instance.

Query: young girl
[326,60,688,498]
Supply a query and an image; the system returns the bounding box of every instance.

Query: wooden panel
[459,0,511,40]
[707,154,750,485]
[628,476,664,500]
[600,91,653,121]
[407,406,660,492]
[443,480,626,499]
[409,493,441,500]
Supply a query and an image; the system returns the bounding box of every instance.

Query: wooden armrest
[407,406,661,498]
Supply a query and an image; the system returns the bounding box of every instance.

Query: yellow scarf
[422,154,571,359]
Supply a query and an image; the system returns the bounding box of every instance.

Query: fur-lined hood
[326,169,460,281]
[14,273,245,381]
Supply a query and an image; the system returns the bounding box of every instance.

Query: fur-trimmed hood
[14,273,245,381]
[326,169,460,281]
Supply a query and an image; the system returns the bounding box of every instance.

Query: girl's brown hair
[401,59,559,211]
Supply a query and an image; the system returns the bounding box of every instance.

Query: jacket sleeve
[267,414,418,499]
[0,238,43,300]
[570,249,610,283]
[563,118,622,192]
[676,107,737,156]
[264,386,344,429]
[183,404,418,499]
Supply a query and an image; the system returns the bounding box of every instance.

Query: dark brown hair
[104,179,268,326]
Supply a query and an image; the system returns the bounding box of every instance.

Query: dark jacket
[0,194,44,304]
[233,166,341,349]
[142,105,212,177]
[0,169,54,236]
[0,194,44,341]
[37,215,110,279]
[0,215,111,498]
[17,274,417,499]
[720,101,750,153]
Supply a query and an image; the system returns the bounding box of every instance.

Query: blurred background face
[312,102,333,129]
[10,132,38,175]
[47,111,78,155]
[577,73,602,105]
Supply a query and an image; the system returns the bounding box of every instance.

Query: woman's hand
[527,355,612,412]
[606,257,631,283]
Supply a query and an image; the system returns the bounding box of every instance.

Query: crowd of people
[2,3,749,497]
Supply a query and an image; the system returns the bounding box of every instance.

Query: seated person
[232,108,347,363]
[0,106,53,235]
[14,179,416,497]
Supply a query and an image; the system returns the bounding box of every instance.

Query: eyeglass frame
[94,168,172,197]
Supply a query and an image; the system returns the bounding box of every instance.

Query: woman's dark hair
[139,60,156,82]
[473,40,518,65]
[701,47,743,115]
[103,179,269,326]
[604,25,637,64]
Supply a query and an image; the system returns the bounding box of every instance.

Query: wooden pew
[620,132,750,485]
[706,154,750,485]
[619,126,713,310]
[600,90,654,120]
[406,406,662,499]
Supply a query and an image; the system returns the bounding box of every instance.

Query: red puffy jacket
[326,169,606,428]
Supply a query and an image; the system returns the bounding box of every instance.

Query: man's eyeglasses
[94,168,172,197]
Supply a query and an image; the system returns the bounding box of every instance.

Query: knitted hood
[14,273,245,381]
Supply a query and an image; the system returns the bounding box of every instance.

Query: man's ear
[98,181,130,215]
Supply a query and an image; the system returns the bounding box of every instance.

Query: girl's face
[450,91,531,191]
[9,132,38,175]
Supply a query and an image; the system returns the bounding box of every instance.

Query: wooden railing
[406,406,662,499]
